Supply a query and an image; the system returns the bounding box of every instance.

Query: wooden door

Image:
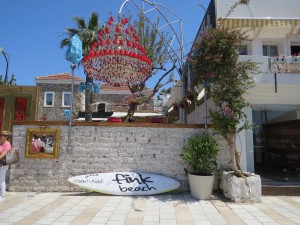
[0,93,11,131]
[0,86,39,131]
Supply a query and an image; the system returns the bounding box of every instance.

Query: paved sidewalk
[0,192,299,225]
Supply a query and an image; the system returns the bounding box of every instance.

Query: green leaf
[182,132,219,174]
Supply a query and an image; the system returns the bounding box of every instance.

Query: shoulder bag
[5,148,20,165]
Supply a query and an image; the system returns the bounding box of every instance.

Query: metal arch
[0,49,10,84]
[119,0,184,77]
[119,0,183,65]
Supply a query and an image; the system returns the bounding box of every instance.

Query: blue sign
[64,110,71,120]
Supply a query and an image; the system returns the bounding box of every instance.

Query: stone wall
[37,83,82,121]
[9,122,230,192]
[37,83,157,122]
[95,94,153,112]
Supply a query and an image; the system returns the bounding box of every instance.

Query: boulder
[219,171,261,203]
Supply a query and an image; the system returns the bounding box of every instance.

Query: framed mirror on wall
[25,127,60,159]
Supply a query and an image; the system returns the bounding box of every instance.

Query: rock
[219,171,261,203]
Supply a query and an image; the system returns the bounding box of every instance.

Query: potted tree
[182,132,218,200]
[189,0,262,202]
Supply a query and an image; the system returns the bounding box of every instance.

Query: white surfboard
[68,172,180,195]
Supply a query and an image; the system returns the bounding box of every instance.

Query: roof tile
[35,73,83,81]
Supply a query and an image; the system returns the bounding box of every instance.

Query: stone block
[219,171,261,203]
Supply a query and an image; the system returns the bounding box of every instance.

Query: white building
[168,0,300,183]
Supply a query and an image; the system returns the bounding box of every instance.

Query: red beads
[83,16,152,87]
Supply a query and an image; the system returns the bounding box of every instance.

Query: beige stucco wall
[216,0,300,19]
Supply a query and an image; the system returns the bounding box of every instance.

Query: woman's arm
[0,141,12,159]
[0,149,9,159]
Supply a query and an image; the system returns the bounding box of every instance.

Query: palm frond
[88,12,99,31]
[72,16,87,30]
[64,28,80,37]
[60,38,70,49]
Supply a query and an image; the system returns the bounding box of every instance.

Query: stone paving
[0,192,299,225]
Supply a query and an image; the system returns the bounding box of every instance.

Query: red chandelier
[82,16,153,87]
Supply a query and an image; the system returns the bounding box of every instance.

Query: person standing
[31,134,45,153]
[0,131,12,201]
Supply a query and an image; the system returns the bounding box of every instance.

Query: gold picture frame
[25,127,60,159]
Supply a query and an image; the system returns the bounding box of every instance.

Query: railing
[238,55,300,73]
[270,56,300,73]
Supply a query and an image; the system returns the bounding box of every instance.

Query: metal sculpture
[119,0,184,77]
[82,16,152,87]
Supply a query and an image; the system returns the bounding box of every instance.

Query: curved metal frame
[119,0,184,77]
[0,48,9,84]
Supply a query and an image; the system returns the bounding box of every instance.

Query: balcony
[238,55,300,74]
[237,55,300,85]
[270,56,300,73]
[238,55,270,73]
[239,55,300,73]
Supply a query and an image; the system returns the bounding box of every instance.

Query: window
[291,45,300,55]
[97,103,106,112]
[238,45,248,55]
[263,45,278,56]
[62,92,71,107]
[44,92,54,107]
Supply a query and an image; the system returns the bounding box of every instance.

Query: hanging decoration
[78,82,100,94]
[157,94,163,100]
[82,16,152,87]
[122,90,153,104]
[65,34,83,64]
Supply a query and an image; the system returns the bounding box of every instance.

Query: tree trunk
[85,76,93,122]
[227,133,245,177]
[235,150,242,171]
[125,102,137,122]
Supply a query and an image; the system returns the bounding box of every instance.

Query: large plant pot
[188,173,214,200]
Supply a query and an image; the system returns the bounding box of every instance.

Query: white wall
[187,99,217,125]
[216,0,300,19]
[178,0,300,174]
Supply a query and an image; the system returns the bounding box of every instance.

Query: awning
[220,18,300,29]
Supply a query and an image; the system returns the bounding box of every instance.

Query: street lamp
[0,47,9,84]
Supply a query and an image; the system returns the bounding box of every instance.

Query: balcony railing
[270,56,300,73]
[238,55,300,73]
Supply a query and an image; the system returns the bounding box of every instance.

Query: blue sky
[0,0,209,88]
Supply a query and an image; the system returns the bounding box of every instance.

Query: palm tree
[60,12,99,122]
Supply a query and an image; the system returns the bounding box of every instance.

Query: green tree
[60,12,99,122]
[0,74,16,86]
[190,0,258,177]
[125,13,175,122]
[160,87,172,95]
